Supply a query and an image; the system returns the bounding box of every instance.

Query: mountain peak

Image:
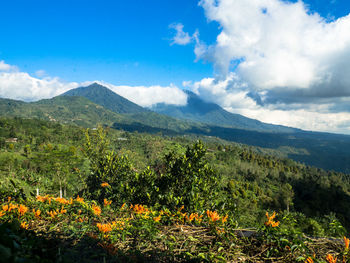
[61,83,147,114]
[152,90,296,133]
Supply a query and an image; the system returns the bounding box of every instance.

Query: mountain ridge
[61,83,148,114]
[1,85,350,173]
[151,90,299,133]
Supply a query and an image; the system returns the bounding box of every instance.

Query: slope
[151,90,297,133]
[0,96,125,127]
[61,83,148,114]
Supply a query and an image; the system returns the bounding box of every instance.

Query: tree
[157,140,219,211]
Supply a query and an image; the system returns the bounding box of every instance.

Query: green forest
[1,117,350,262]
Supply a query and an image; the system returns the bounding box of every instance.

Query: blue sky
[1,0,350,134]
[0,0,218,86]
[0,0,347,86]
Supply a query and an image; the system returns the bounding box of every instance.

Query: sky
[1,0,350,134]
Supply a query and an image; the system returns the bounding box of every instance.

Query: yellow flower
[92,205,101,216]
[101,182,110,188]
[326,254,337,263]
[18,204,28,216]
[20,221,29,229]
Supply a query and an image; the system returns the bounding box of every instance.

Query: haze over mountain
[151,90,297,133]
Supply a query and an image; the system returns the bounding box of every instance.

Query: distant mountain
[62,83,148,114]
[1,87,350,173]
[152,90,297,133]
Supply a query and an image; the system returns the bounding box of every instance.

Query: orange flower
[47,210,58,219]
[111,220,125,230]
[60,206,67,214]
[153,215,161,222]
[326,254,337,263]
[206,210,220,223]
[75,195,84,203]
[32,209,41,218]
[187,213,196,223]
[2,204,9,212]
[132,204,149,214]
[20,221,29,229]
[344,236,350,250]
[265,211,280,227]
[222,215,228,224]
[7,197,11,202]
[92,205,101,216]
[36,195,52,204]
[305,257,314,263]
[104,199,112,206]
[0,211,5,217]
[96,223,112,233]
[55,197,70,205]
[121,203,126,210]
[18,204,28,216]
[101,182,110,188]
[9,203,18,212]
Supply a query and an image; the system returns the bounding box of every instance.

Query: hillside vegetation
[1,84,350,173]
[1,118,350,262]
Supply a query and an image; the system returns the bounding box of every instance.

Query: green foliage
[156,140,219,211]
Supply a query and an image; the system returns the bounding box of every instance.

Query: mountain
[0,96,125,127]
[62,83,148,114]
[151,90,297,133]
[1,87,350,173]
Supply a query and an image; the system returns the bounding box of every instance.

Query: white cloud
[185,75,350,134]
[169,23,193,45]
[0,60,18,72]
[35,69,47,78]
[197,0,350,94]
[172,0,350,134]
[0,60,187,107]
[0,62,79,101]
[89,81,187,107]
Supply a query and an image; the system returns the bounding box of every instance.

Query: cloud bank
[174,0,350,134]
[86,81,187,107]
[0,61,187,107]
[0,63,79,101]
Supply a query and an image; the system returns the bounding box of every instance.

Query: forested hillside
[1,117,350,262]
